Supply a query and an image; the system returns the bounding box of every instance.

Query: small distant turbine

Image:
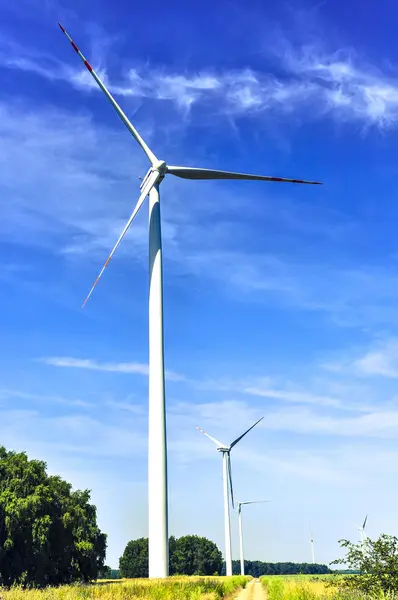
[357,515,368,543]
[237,500,270,576]
[309,529,315,564]
[196,418,264,576]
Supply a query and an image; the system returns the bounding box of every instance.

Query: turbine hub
[153,160,167,175]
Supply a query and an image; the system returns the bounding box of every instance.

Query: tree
[0,446,106,587]
[332,534,398,594]
[171,535,222,576]
[119,535,222,577]
[97,565,112,579]
[119,538,148,578]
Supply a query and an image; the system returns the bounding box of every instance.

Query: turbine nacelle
[154,160,168,176]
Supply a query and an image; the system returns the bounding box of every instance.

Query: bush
[332,534,398,594]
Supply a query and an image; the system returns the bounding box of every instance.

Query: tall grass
[262,577,334,600]
[261,576,395,600]
[0,576,249,600]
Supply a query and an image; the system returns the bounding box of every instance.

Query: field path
[234,579,267,600]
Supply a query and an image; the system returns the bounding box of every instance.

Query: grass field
[0,576,250,600]
[261,575,368,600]
[262,575,351,600]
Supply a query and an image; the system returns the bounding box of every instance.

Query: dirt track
[235,579,267,600]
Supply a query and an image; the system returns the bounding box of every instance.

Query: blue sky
[2,0,398,569]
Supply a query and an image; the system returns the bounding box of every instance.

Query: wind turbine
[196,418,264,576]
[236,499,270,576]
[58,23,321,579]
[309,529,315,564]
[357,515,368,543]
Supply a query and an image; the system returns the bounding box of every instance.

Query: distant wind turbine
[58,22,321,579]
[196,418,264,576]
[237,500,270,576]
[310,529,315,564]
[357,515,368,543]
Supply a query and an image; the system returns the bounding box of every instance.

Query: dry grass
[0,576,250,600]
[262,576,336,600]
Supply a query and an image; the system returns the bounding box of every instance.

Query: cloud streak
[41,356,185,381]
[324,339,398,379]
[353,341,398,378]
[3,31,398,127]
[174,398,398,440]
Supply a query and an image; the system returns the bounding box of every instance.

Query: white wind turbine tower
[236,499,270,576]
[196,418,264,576]
[58,23,321,579]
[309,529,316,564]
[357,515,368,543]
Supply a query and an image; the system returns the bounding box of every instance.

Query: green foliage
[170,535,223,576]
[332,534,398,594]
[0,446,106,587]
[119,535,223,578]
[97,566,112,579]
[119,538,149,578]
[222,561,330,577]
[108,569,121,579]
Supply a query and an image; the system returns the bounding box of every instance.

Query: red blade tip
[58,22,65,33]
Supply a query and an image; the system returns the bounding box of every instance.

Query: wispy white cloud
[325,338,398,378]
[3,30,398,127]
[0,388,92,408]
[278,44,398,128]
[42,356,149,374]
[0,407,147,459]
[353,340,398,378]
[198,376,343,408]
[243,385,342,408]
[184,251,398,326]
[173,398,398,440]
[40,356,185,381]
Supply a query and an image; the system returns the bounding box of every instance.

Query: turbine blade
[363,515,368,530]
[230,417,264,449]
[167,166,321,185]
[227,453,234,508]
[82,170,160,307]
[195,427,225,448]
[240,500,271,505]
[58,23,157,165]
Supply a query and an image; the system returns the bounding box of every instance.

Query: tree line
[223,561,330,576]
[116,552,331,578]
